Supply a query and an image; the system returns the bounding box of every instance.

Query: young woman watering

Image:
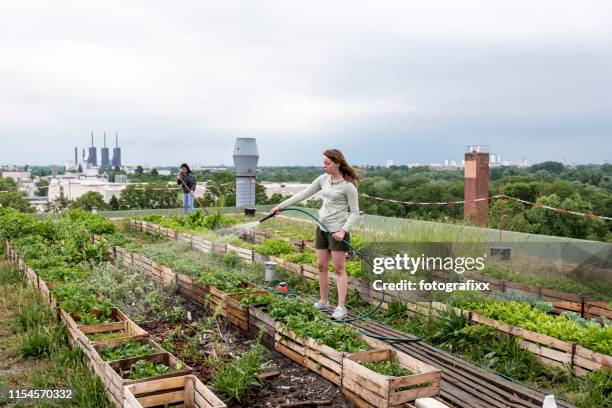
[270,149,361,320]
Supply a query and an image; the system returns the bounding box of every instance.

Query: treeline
[2,161,610,241]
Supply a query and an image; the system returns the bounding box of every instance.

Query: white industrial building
[47,178,130,203]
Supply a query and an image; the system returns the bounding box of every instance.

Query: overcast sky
[0,1,610,167]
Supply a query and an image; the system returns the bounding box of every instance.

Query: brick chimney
[464,146,489,225]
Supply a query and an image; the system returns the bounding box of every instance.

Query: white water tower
[233,138,259,207]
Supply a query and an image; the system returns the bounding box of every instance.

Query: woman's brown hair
[323,149,362,185]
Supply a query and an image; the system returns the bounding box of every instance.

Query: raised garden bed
[343,348,441,407]
[96,351,192,407]
[123,374,226,408]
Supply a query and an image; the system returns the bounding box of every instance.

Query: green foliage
[254,238,294,256]
[51,282,113,319]
[267,297,368,353]
[98,340,156,361]
[121,359,172,380]
[38,265,90,283]
[239,293,273,306]
[0,208,44,239]
[118,182,178,210]
[0,191,33,212]
[60,209,116,235]
[281,250,317,265]
[363,357,412,377]
[213,341,266,402]
[70,191,109,211]
[10,304,52,333]
[461,301,612,354]
[20,328,52,358]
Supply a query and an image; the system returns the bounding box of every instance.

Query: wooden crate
[253,251,269,263]
[70,307,133,326]
[123,375,226,408]
[301,264,319,281]
[79,319,148,346]
[343,348,441,408]
[274,326,342,385]
[225,290,270,332]
[92,337,165,367]
[98,352,192,407]
[206,282,258,317]
[284,261,302,275]
[274,324,391,387]
[248,306,276,348]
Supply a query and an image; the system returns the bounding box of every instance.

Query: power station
[73,132,122,172]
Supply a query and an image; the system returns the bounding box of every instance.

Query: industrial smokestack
[74,147,78,166]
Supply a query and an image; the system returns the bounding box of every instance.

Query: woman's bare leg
[316,249,331,303]
[331,250,347,307]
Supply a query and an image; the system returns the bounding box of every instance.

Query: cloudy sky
[1,1,610,166]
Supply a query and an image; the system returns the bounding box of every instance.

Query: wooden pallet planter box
[205,282,257,317]
[70,307,127,326]
[213,242,227,254]
[226,244,241,256]
[274,325,391,387]
[284,261,302,275]
[253,251,269,263]
[79,319,148,346]
[248,305,276,348]
[268,256,286,269]
[343,348,441,408]
[92,337,164,368]
[173,273,205,306]
[237,246,254,263]
[123,375,226,408]
[98,352,192,407]
[191,237,213,253]
[290,239,305,251]
[177,232,194,245]
[301,264,319,281]
[225,290,270,332]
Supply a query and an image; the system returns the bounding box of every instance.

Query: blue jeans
[182,192,195,213]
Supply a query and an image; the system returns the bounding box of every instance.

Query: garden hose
[260,207,421,342]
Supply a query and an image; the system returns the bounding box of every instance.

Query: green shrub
[21,328,52,358]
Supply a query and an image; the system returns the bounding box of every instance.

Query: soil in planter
[142,303,351,407]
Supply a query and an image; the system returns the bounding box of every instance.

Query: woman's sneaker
[331,306,347,320]
[313,301,329,311]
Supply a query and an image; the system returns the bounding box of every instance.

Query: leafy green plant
[121,359,172,380]
[213,341,266,402]
[461,301,612,354]
[10,303,52,333]
[267,298,368,353]
[51,282,114,319]
[239,293,273,307]
[98,340,156,361]
[254,238,294,256]
[363,357,412,377]
[20,328,52,358]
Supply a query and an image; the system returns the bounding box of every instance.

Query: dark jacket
[177,172,196,193]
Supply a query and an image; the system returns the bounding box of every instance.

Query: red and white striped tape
[358,192,612,221]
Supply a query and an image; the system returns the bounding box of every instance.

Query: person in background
[177,163,197,214]
[270,149,361,320]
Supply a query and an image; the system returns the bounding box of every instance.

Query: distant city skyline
[1,1,610,166]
